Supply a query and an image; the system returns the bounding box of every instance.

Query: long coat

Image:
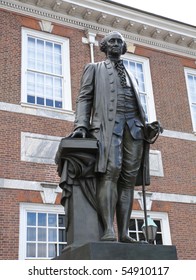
[74,59,149,180]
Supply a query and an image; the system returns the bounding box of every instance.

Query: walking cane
[142,121,163,243]
[142,141,149,242]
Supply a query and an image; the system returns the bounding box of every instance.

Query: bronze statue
[71,31,162,243]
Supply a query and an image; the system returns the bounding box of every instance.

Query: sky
[112,0,196,26]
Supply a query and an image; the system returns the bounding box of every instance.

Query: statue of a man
[72,31,149,243]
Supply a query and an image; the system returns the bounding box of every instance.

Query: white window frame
[21,28,72,112]
[19,203,66,260]
[122,53,156,122]
[184,67,196,134]
[130,210,172,245]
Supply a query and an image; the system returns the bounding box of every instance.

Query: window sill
[20,102,75,121]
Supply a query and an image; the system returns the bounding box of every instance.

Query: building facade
[0,0,195,260]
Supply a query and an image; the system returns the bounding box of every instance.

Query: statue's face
[105,32,124,58]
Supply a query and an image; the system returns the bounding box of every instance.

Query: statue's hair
[99,31,127,55]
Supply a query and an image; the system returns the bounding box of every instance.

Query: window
[128,211,172,245]
[184,68,196,133]
[19,203,67,259]
[21,28,72,111]
[123,54,156,122]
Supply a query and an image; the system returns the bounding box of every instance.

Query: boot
[96,179,118,241]
[116,186,139,243]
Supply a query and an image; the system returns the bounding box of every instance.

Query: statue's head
[100,31,127,56]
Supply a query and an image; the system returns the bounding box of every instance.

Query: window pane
[37,84,44,96]
[129,232,136,239]
[139,232,145,241]
[136,63,143,73]
[54,53,62,64]
[59,229,66,242]
[28,59,35,69]
[38,228,46,241]
[27,228,36,241]
[46,99,53,107]
[27,212,36,226]
[46,41,53,52]
[54,44,61,53]
[37,61,44,71]
[46,52,53,63]
[38,243,46,258]
[130,61,136,73]
[37,39,44,51]
[55,101,62,108]
[28,37,35,47]
[54,65,62,75]
[137,219,144,231]
[28,50,35,59]
[37,97,44,105]
[154,220,161,232]
[48,214,57,227]
[46,86,53,98]
[49,229,57,242]
[129,219,136,231]
[156,233,163,245]
[46,75,53,86]
[27,95,35,104]
[123,60,128,69]
[26,243,36,258]
[58,215,65,227]
[48,244,57,258]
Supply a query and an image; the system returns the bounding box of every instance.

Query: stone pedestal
[66,185,103,246]
[55,137,103,247]
[54,242,177,260]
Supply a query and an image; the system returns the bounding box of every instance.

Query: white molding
[0,101,75,121]
[134,191,196,204]
[1,178,195,204]
[0,178,62,193]
[161,129,196,141]
[0,0,196,58]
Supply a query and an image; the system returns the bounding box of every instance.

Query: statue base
[54,242,177,260]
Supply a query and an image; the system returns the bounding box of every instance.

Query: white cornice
[1,0,196,58]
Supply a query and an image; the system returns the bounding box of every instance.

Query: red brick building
[0,0,195,260]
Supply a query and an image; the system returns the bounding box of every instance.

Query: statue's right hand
[70,127,87,138]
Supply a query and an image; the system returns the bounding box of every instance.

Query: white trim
[19,203,65,260]
[184,67,196,134]
[0,102,75,121]
[134,191,196,204]
[122,53,157,122]
[132,210,172,245]
[1,178,196,204]
[21,27,72,111]
[0,178,61,192]
[161,129,196,141]
[1,0,196,59]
